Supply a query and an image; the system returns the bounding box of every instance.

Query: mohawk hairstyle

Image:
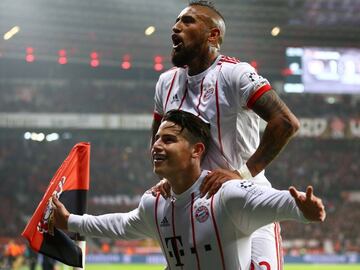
[188,0,225,22]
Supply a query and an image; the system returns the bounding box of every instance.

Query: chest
[162,71,235,123]
[154,196,232,269]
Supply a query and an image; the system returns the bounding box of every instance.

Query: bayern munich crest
[203,87,215,102]
[195,205,210,223]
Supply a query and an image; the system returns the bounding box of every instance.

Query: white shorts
[251,223,283,270]
[250,173,283,270]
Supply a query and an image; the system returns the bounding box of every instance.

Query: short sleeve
[154,76,164,116]
[230,63,272,109]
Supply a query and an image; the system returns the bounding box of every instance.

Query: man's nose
[152,138,163,150]
[172,22,181,33]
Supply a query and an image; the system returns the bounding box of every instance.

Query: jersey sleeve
[154,76,164,118]
[68,193,156,240]
[230,63,272,109]
[219,180,308,235]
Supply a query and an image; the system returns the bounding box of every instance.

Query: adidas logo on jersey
[160,216,170,227]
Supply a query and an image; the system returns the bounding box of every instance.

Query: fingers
[200,173,215,197]
[206,182,221,199]
[289,186,299,200]
[52,194,61,208]
[306,186,313,200]
[150,179,171,199]
[159,181,170,199]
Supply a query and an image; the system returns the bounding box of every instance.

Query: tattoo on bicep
[252,90,289,121]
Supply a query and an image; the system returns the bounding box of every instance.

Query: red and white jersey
[68,171,307,270]
[154,55,272,177]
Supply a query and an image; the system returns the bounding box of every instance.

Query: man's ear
[208,28,221,47]
[192,142,205,159]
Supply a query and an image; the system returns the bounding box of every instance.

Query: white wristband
[237,164,252,179]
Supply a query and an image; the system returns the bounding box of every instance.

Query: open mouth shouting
[172,34,183,51]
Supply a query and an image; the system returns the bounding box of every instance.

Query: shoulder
[217,56,255,80]
[138,191,158,211]
[158,66,184,81]
[219,179,258,203]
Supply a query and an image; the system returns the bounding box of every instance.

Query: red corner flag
[22,142,90,267]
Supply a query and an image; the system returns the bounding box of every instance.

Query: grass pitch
[21,263,360,270]
[83,264,360,270]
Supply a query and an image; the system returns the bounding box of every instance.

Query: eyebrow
[175,14,196,23]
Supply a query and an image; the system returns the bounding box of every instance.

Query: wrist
[237,164,252,179]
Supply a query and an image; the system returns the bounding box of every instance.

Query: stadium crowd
[0,80,359,117]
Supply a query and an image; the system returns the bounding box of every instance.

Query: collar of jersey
[170,170,209,202]
[186,55,222,81]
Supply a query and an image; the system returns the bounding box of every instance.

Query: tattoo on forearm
[248,90,298,175]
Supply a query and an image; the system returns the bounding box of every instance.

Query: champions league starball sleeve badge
[22,142,90,267]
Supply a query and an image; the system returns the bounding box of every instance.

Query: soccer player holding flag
[51,110,325,270]
[22,142,90,268]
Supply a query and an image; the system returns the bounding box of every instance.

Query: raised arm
[52,194,154,240]
[248,89,300,176]
[221,181,325,235]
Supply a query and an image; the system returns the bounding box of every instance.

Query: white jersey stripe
[190,193,201,270]
[210,195,226,270]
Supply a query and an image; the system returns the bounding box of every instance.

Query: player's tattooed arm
[248,89,300,176]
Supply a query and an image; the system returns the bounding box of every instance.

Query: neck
[187,50,219,76]
[166,166,202,195]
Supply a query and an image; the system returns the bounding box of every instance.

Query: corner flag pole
[74,239,86,270]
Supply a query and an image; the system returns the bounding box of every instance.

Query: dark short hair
[162,110,211,157]
[188,0,225,22]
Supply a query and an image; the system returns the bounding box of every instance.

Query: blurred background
[0,0,359,268]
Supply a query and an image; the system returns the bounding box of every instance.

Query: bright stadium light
[145,26,156,36]
[271,26,281,37]
[46,133,60,142]
[3,26,20,40]
[24,132,31,140]
[30,132,45,142]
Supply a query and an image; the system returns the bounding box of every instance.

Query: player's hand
[200,169,241,198]
[51,194,70,230]
[149,178,171,199]
[289,186,326,222]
